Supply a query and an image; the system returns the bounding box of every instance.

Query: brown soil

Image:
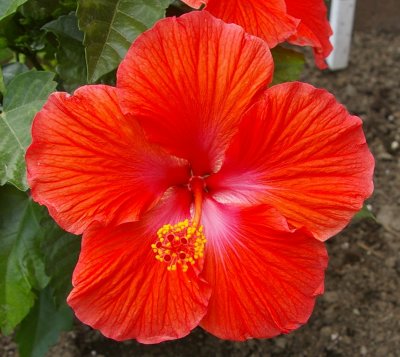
[2,30,400,357]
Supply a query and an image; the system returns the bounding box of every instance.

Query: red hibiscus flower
[182,0,333,69]
[26,12,373,343]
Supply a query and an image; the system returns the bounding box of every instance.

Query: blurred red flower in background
[182,0,333,68]
[26,12,373,343]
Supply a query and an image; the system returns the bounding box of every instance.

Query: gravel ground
[1,29,399,357]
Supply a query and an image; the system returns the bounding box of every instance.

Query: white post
[327,0,357,70]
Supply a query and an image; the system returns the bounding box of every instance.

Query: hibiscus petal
[182,0,204,8]
[26,85,189,234]
[117,11,273,175]
[207,82,374,241]
[286,0,333,69]
[68,188,211,343]
[201,0,299,48]
[199,198,327,340]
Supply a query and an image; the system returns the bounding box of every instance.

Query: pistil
[151,176,206,272]
[189,176,204,227]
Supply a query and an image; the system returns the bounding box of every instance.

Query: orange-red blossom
[26,12,373,343]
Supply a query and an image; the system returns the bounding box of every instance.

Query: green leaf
[353,204,376,222]
[0,186,49,334]
[41,218,80,306]
[43,14,87,92]
[0,0,29,21]
[15,287,73,357]
[19,0,76,21]
[0,46,13,64]
[0,70,56,190]
[271,46,305,85]
[77,0,174,83]
[0,67,5,96]
[43,13,83,42]
[2,62,29,87]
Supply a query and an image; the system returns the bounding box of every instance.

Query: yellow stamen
[151,177,206,272]
[152,220,206,272]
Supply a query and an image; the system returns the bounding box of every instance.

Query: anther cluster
[152,219,207,272]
